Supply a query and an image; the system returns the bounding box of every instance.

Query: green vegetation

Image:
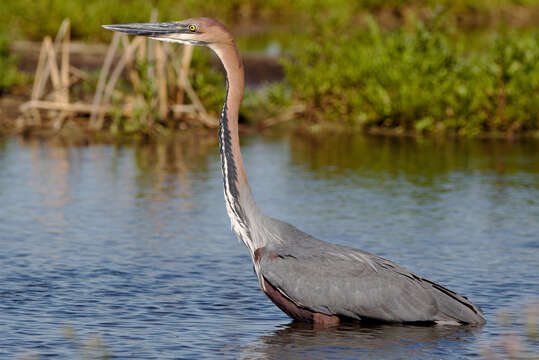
[1,0,537,41]
[189,50,226,118]
[0,35,22,94]
[284,18,539,135]
[0,0,538,136]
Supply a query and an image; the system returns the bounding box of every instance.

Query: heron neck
[211,42,260,255]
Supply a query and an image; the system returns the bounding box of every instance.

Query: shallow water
[0,133,537,359]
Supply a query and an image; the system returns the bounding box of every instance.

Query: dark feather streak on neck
[219,78,249,228]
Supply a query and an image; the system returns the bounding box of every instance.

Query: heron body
[103,18,486,325]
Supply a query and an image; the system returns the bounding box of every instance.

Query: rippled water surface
[0,133,537,359]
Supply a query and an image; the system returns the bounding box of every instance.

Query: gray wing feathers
[259,246,485,324]
[258,219,485,324]
[422,278,486,324]
[259,253,438,322]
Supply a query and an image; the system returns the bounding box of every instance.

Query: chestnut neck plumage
[210,41,261,257]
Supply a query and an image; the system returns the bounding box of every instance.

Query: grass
[282,16,539,135]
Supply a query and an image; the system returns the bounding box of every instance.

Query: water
[0,133,537,359]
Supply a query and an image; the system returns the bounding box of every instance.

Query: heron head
[102,17,232,47]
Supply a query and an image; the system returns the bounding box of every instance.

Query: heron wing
[258,246,438,322]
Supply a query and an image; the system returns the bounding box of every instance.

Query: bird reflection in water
[239,321,479,360]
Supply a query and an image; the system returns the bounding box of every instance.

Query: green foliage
[0,0,154,41]
[241,83,293,124]
[0,35,21,93]
[189,50,226,117]
[0,0,295,41]
[1,0,537,135]
[188,50,292,125]
[0,0,536,41]
[284,18,539,135]
[493,31,539,132]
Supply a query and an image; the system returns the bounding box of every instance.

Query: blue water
[0,134,537,359]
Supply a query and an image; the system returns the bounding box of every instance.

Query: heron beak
[102,22,186,37]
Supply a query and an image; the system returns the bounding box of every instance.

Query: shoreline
[1,92,537,143]
[2,37,537,142]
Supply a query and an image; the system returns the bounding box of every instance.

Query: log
[60,20,70,104]
[177,45,193,105]
[170,104,198,113]
[89,32,121,128]
[31,37,49,101]
[93,36,144,129]
[44,38,61,95]
[21,100,134,116]
[155,41,168,120]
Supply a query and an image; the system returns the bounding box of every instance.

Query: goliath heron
[103,18,486,325]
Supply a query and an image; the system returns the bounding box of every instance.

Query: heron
[103,18,486,326]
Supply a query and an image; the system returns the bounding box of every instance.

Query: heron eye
[188,24,197,32]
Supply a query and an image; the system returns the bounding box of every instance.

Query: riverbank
[1,1,538,139]
[2,93,536,144]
